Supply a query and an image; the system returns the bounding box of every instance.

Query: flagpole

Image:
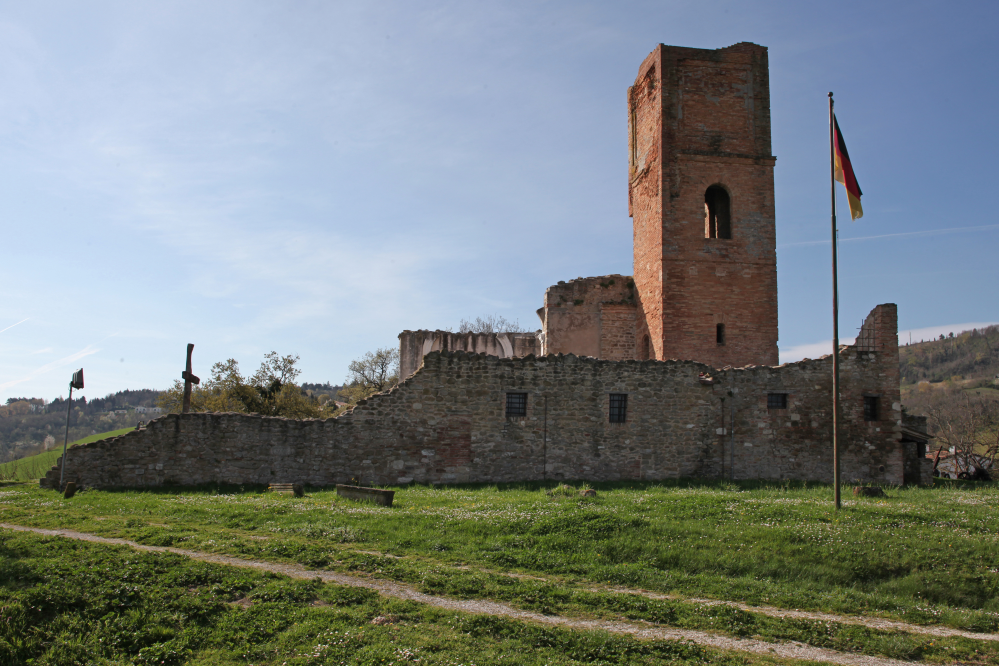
[829,92,841,511]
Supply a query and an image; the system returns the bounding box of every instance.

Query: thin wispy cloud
[778,224,999,250]
[0,318,28,335]
[0,345,100,391]
[1,2,996,400]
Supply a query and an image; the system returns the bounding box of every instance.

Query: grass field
[1,479,998,664]
[1,530,740,666]
[0,427,135,482]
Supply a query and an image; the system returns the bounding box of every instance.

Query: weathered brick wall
[46,305,911,489]
[629,43,778,367]
[540,275,636,358]
[629,53,665,362]
[599,304,637,361]
[399,330,541,379]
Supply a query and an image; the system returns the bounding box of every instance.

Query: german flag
[833,115,863,220]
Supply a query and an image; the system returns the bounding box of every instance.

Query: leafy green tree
[337,347,399,406]
[158,352,334,419]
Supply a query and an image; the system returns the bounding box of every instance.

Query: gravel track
[0,523,986,666]
[597,586,999,643]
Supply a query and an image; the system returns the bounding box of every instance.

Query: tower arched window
[641,334,650,360]
[705,185,731,239]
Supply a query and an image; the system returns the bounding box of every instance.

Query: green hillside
[899,324,999,386]
[0,427,135,482]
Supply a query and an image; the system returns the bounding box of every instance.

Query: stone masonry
[40,44,928,490]
[45,304,930,489]
[539,275,637,359]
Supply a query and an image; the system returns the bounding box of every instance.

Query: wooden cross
[181,343,200,413]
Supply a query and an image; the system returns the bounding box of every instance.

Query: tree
[251,352,302,386]
[157,352,334,419]
[6,401,30,416]
[337,347,399,406]
[916,388,999,480]
[458,314,529,333]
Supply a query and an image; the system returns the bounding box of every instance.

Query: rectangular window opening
[767,393,788,410]
[864,396,879,421]
[609,393,628,423]
[506,392,527,418]
[716,323,726,345]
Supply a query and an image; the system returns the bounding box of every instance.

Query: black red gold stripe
[833,115,863,220]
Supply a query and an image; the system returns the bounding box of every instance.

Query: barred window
[609,394,628,423]
[864,396,879,421]
[767,393,788,410]
[506,392,527,417]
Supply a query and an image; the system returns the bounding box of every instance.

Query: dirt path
[597,586,999,643]
[0,523,984,666]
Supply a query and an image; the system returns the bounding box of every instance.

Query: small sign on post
[181,344,200,413]
[59,368,84,491]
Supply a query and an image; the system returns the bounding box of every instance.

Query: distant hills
[0,389,163,465]
[899,325,999,386]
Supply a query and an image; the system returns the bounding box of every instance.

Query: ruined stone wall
[540,275,636,358]
[47,305,911,490]
[629,43,778,367]
[399,330,540,379]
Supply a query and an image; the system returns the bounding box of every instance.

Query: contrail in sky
[0,318,29,334]
[778,223,999,249]
[0,345,100,391]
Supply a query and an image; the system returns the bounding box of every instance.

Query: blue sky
[2,0,997,402]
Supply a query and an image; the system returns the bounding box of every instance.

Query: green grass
[0,529,750,666]
[2,480,999,663]
[0,427,135,482]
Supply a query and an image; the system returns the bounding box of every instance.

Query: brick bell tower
[629,42,779,367]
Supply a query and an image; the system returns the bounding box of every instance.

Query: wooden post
[181,344,200,413]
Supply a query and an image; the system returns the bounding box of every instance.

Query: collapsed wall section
[46,305,916,489]
[539,275,638,359]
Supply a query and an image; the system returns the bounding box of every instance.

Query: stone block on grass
[336,484,394,507]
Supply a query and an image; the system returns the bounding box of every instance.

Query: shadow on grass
[932,476,998,490]
[34,475,996,497]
